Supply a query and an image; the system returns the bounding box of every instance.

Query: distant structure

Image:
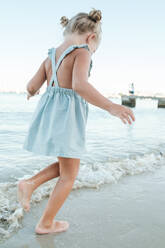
[121,94,136,108]
[121,82,136,107]
[128,83,134,95]
[121,81,165,108]
[158,98,165,108]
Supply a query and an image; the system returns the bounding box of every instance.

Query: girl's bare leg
[35,157,80,234]
[17,161,60,211]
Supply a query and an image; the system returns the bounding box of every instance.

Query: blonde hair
[60,8,102,44]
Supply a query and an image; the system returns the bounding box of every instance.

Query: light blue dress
[23,43,92,159]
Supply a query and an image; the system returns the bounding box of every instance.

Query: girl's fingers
[127,109,135,121]
[120,112,132,125]
[122,107,135,122]
[118,106,135,125]
[122,113,132,124]
[120,116,127,124]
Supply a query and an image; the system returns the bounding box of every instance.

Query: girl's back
[45,45,91,89]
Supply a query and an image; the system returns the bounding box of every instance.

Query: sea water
[0,92,165,242]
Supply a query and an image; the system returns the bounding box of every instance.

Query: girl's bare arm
[72,49,135,124]
[26,59,47,97]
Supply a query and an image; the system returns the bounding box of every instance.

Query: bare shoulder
[74,47,91,66]
[74,46,91,57]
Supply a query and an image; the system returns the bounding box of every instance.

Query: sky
[0,0,165,95]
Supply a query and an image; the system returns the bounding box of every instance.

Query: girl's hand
[108,103,135,125]
[27,91,32,100]
[27,90,40,100]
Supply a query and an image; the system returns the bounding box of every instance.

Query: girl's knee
[60,173,77,184]
[58,157,80,175]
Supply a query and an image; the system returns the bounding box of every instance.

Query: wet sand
[2,166,165,248]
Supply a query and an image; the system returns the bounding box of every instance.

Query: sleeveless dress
[22,43,93,159]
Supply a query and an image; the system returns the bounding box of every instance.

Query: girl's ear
[91,32,97,41]
[86,32,96,43]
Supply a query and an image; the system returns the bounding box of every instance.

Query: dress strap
[48,47,58,87]
[51,48,56,76]
[89,59,93,77]
[48,44,91,88]
[55,44,90,74]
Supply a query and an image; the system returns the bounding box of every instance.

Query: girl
[18,8,135,235]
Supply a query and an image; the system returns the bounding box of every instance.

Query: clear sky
[0,0,165,95]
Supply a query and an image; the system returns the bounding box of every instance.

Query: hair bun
[88,8,102,23]
[60,16,69,27]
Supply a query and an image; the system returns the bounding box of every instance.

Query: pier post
[121,95,136,108]
[158,98,165,108]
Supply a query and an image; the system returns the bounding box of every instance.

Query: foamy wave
[76,152,165,189]
[0,152,165,243]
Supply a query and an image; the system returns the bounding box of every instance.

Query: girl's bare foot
[17,179,34,211]
[35,220,69,234]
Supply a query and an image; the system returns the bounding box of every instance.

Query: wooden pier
[121,94,165,108]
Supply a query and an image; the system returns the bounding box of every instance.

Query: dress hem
[23,146,85,159]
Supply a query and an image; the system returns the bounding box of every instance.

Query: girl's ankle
[37,219,53,229]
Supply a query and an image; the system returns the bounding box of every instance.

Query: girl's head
[60,8,102,53]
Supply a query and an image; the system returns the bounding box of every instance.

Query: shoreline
[2,165,165,248]
[1,91,165,100]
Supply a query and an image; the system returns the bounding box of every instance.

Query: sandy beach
[2,165,165,248]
